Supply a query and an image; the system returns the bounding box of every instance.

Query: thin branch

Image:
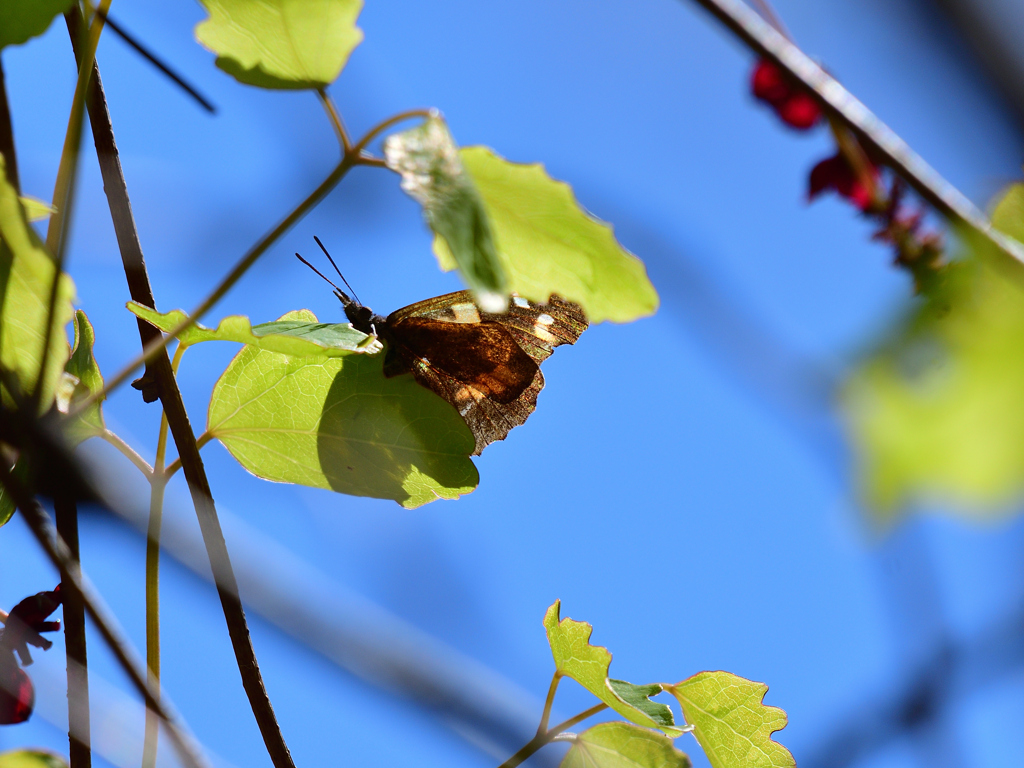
[98,430,153,477]
[681,0,1024,265]
[90,5,216,113]
[0,56,21,192]
[0,462,210,768]
[55,493,92,768]
[77,154,354,411]
[64,17,297,767]
[496,703,608,768]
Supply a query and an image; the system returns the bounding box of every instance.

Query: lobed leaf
[385,116,507,312]
[0,157,75,410]
[433,147,659,323]
[127,302,379,356]
[544,600,681,736]
[60,310,105,445]
[843,183,1024,519]
[668,672,794,768]
[560,723,691,768]
[207,310,478,508]
[195,0,363,89]
[0,0,75,49]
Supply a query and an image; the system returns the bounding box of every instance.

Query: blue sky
[2,2,1024,767]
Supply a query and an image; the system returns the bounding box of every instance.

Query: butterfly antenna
[295,252,345,295]
[314,236,362,305]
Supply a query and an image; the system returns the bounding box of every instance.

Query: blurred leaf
[544,600,681,736]
[60,310,104,445]
[18,197,55,223]
[127,302,379,355]
[843,184,1024,518]
[385,116,507,312]
[668,672,794,768]
[195,0,363,89]
[0,0,74,49]
[207,310,478,508]
[0,751,68,768]
[433,147,659,323]
[560,722,691,768]
[0,156,75,410]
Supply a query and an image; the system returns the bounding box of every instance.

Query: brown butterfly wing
[382,291,588,455]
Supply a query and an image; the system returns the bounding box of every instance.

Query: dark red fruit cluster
[809,153,879,212]
[751,59,822,130]
[0,585,62,725]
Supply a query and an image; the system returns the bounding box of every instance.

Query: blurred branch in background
[79,447,558,766]
[927,0,1024,127]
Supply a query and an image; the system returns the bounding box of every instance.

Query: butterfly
[298,240,588,455]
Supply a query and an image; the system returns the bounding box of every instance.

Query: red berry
[751,60,790,105]
[778,92,822,130]
[0,664,34,725]
[808,153,878,211]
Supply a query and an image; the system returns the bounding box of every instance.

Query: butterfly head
[297,238,386,337]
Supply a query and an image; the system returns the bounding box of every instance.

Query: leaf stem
[680,0,1024,265]
[351,108,434,156]
[537,672,561,734]
[99,430,153,477]
[55,493,92,768]
[142,410,169,768]
[317,88,350,152]
[497,702,608,768]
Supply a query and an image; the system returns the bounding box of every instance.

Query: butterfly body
[336,288,587,455]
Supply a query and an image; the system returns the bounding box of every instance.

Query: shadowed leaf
[668,672,794,768]
[195,0,363,89]
[0,0,75,49]
[207,310,478,508]
[560,723,691,768]
[0,157,75,410]
[433,148,658,323]
[60,310,104,445]
[544,600,681,735]
[127,302,379,356]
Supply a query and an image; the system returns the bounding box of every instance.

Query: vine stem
[55,493,91,768]
[62,14,297,768]
[681,0,1024,265]
[98,430,153,477]
[34,1,111,411]
[0,462,210,768]
[496,703,608,768]
[537,672,561,734]
[142,406,170,768]
[318,88,350,152]
[76,105,434,414]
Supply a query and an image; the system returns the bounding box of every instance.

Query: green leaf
[560,723,692,768]
[668,672,794,768]
[207,310,478,508]
[543,600,681,736]
[19,197,55,223]
[127,302,379,356]
[385,116,507,312]
[0,0,75,49]
[0,750,69,768]
[60,309,104,445]
[0,156,75,410]
[195,0,363,89]
[843,184,1024,519]
[433,147,659,324]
